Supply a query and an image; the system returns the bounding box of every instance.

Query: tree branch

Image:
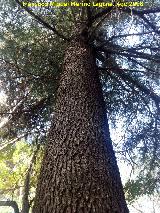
[123,7,160,15]
[15,0,70,41]
[0,133,29,151]
[128,57,159,75]
[89,6,160,26]
[90,6,114,25]
[123,48,160,62]
[122,7,160,35]
[108,31,155,41]
[86,1,92,25]
[0,201,19,213]
[96,45,160,63]
[112,67,160,107]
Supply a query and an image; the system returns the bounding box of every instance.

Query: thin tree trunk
[33,33,129,212]
[21,171,30,213]
[22,146,39,213]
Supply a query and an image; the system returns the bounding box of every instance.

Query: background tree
[0,139,42,213]
[0,0,160,212]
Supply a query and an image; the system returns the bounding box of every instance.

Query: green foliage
[125,172,159,203]
[0,0,67,140]
[0,141,30,197]
[0,139,43,212]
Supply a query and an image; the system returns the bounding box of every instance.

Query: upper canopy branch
[95,43,160,63]
[89,5,160,20]
[122,7,160,15]
[90,6,160,34]
[99,65,160,110]
[122,7,160,35]
[108,31,155,41]
[15,0,70,41]
[89,6,114,26]
[103,66,160,108]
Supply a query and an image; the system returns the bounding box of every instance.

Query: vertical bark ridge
[33,36,129,213]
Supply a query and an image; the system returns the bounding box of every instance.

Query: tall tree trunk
[33,32,129,213]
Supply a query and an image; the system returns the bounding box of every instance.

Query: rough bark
[32,31,129,213]
[0,200,19,213]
